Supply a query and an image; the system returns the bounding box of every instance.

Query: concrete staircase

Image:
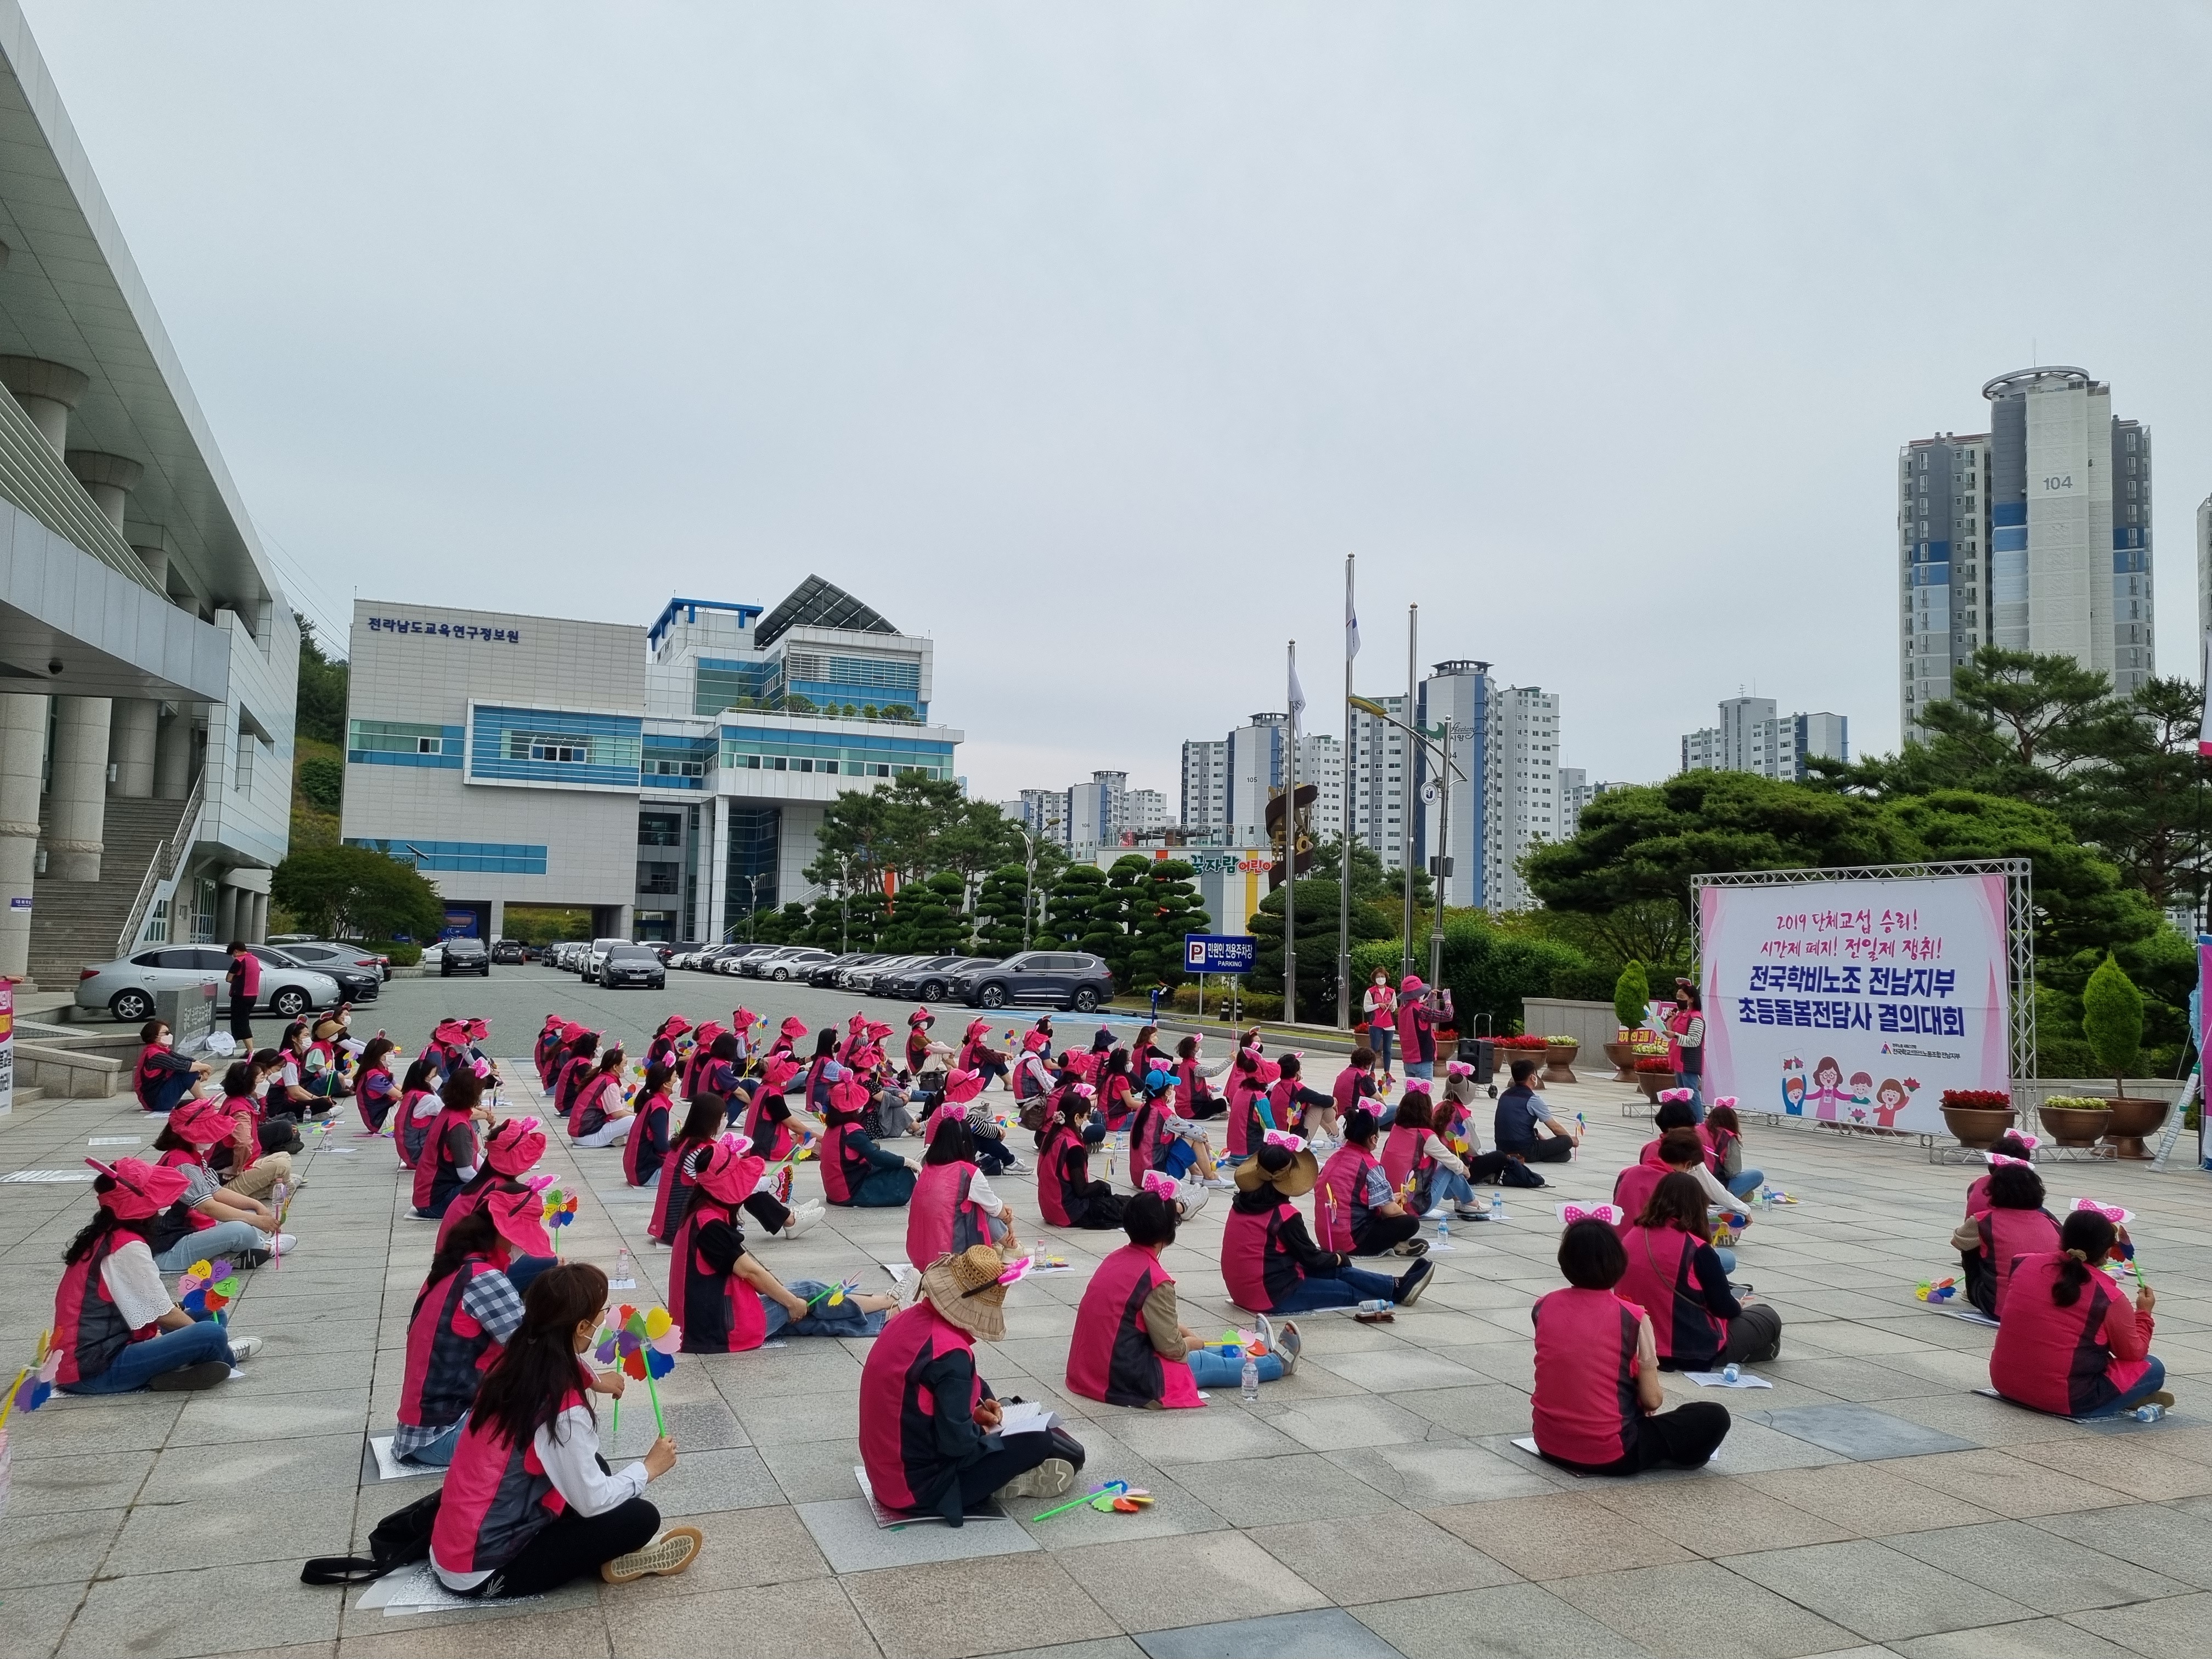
[27,795,195,989]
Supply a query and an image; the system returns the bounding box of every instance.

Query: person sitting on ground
[208,1059,298,1195]
[428,1263,699,1596]
[1035,1090,1127,1229]
[1332,1046,1383,1134]
[1494,1059,1581,1166]
[859,1243,1085,1524]
[266,1022,331,1120]
[567,1047,637,1149]
[551,1029,601,1120]
[53,1159,263,1394]
[1314,1109,1427,1257]
[436,1118,554,1271]
[817,1080,920,1209]
[1434,1069,1512,1187]
[646,1014,692,1077]
[1531,1217,1731,1475]
[1386,1090,1498,1222]
[1227,1138,1434,1314]
[743,1055,825,1161]
[1951,1159,2062,1321]
[394,1053,445,1171]
[1068,1188,1298,1408]
[1126,1069,1225,1193]
[652,1093,821,1241]
[1620,1172,1781,1370]
[624,1064,679,1190]
[395,1196,549,1466]
[672,1136,896,1352]
[1988,1206,2170,1420]
[866,1068,919,1142]
[1701,1102,1764,1200]
[412,1070,488,1220]
[1008,1037,1058,1120]
[1617,1128,1748,1271]
[133,1018,212,1115]
[1086,1047,1138,1146]
[1264,1053,1338,1149]
[1965,1132,2038,1217]
[533,1015,571,1091]
[149,1101,291,1268]
[909,1118,1015,1268]
[1173,1034,1230,1121]
[1640,1096,1699,1165]
[354,1037,400,1134]
[696,1032,744,1121]
[1221,1045,1275,1165]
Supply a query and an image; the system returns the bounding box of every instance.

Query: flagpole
[1401,604,1418,981]
[1339,555,1356,1030]
[1285,639,1298,1025]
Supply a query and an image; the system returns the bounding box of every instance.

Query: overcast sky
[22,2,2212,803]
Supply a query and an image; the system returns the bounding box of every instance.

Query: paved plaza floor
[6,977,2212,1657]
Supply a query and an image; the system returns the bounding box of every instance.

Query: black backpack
[299,1488,441,1585]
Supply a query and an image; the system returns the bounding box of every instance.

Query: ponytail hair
[2053,1209,2115,1308]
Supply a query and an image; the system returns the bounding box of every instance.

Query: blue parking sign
[1184,934,1256,974]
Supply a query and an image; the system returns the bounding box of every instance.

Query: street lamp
[1348,693,1466,989]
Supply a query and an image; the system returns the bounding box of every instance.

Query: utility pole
[1339,555,1356,1030]
[1430,718,1451,990]
[1401,604,1418,980]
[1284,640,1299,1024]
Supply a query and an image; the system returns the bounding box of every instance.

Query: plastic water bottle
[1355,1298,1395,1314]
[1240,1352,1260,1401]
[1762,1186,1776,1215]
[1722,1363,1741,1384]
[611,1246,635,1289]
[1489,1192,1504,1222]
[2134,1402,2165,1424]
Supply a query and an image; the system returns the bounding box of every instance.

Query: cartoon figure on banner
[1846,1070,1875,1120]
[1807,1056,1846,1121]
[1869,1076,1919,1129]
[1780,1059,1806,1117]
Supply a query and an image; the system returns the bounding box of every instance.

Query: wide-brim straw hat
[918,1243,1010,1341]
[1233,1143,1321,1199]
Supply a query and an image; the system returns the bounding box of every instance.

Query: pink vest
[1531,1286,1641,1465]
[430,1381,580,1575]
[858,1304,981,1512]
[907,1160,991,1269]
[1381,1124,1429,1193]
[1976,1207,2062,1317]
[1066,1244,1203,1410]
[1612,1163,1664,1228]
[1313,1143,1377,1252]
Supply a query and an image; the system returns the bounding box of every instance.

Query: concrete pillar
[133,543,169,591]
[45,695,112,881]
[215,883,239,946]
[0,694,46,983]
[247,891,268,945]
[489,899,506,943]
[155,704,195,800]
[110,698,157,798]
[64,452,142,533]
[0,357,86,456]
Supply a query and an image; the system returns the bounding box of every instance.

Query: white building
[1411,662,1561,913]
[1179,739,1227,832]
[1224,714,1341,847]
[1066,770,1127,849]
[1901,369,2151,735]
[1127,788,1167,836]
[1679,697,1847,783]
[1483,682,1560,913]
[1347,692,1410,872]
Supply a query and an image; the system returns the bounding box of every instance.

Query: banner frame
[1689,859,2035,1093]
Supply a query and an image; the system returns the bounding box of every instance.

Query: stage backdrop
[1700,872,2010,1135]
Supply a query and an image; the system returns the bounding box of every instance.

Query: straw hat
[1233,1139,1321,1199]
[918,1243,1011,1341]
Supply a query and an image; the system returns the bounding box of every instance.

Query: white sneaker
[997,1458,1076,1502]
[1175,1182,1210,1218]
[777,1203,822,1240]
[1201,1176,1233,1190]
[1005,1156,1030,1173]
[228,1335,265,1362]
[1421,1207,1447,1222]
[273,1233,299,1256]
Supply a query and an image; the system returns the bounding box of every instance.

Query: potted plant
[1938,1087,2015,1149]
[2081,954,2169,1159]
[1606,961,1649,1081]
[1542,1034,1580,1085]
[2036,1094,2113,1149]
[1632,1054,1673,1103]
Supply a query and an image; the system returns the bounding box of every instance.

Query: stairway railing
[112,774,205,960]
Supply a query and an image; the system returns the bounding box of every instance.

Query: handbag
[298,1487,442,1585]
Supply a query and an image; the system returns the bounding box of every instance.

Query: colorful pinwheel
[0,1331,61,1430]
[593,1303,681,1437]
[542,1187,578,1254]
[178,1259,239,1320]
[1915,1277,1959,1303]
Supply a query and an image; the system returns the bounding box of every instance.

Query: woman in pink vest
[1386,1091,1491,1222]
[1067,1187,1297,1409]
[54,1159,261,1394]
[1227,1139,1432,1314]
[428,1263,698,1598]
[1396,975,1447,1081]
[624,1065,678,1190]
[1035,1091,1126,1229]
[549,1030,600,1121]
[909,1119,1014,1269]
[1989,1207,2168,1419]
[395,1194,549,1466]
[1965,1132,2039,1217]
[1312,1110,1425,1257]
[1125,1068,1224,1194]
[567,1048,636,1149]
[1362,969,1398,1077]
[1532,1217,1731,1474]
[1172,1035,1229,1120]
[412,1070,489,1219]
[394,1053,443,1172]
[532,1017,569,1091]
[1620,1173,1781,1370]
[815,1081,919,1209]
[1951,1160,2062,1321]
[858,1243,1084,1525]
[132,1016,212,1114]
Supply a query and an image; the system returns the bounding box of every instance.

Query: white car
[583,936,626,979]
[419,943,444,969]
[77,946,342,1024]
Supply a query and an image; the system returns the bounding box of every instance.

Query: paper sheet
[997,1401,1059,1437]
[1685,1370,1773,1389]
[368,1435,442,1481]
[1928,1305,2000,1329]
[357,1561,543,1615]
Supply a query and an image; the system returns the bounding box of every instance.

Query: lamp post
[1350,692,1465,992]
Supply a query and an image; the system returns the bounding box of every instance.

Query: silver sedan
[76,945,342,1024]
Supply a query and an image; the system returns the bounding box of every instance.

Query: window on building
[235,730,255,792]
[639,812,684,848]
[416,736,440,754]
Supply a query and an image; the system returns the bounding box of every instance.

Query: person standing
[1668,986,1707,1121]
[224,941,259,1047]
[1396,975,1447,1082]
[1362,970,1398,1077]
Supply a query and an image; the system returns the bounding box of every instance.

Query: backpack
[298,1488,441,1585]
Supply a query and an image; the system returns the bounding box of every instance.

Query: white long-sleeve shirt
[432,1398,650,1590]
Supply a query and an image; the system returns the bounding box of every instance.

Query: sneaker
[1389,1238,1430,1258]
[1274,1318,1302,1376]
[1005,1156,1030,1173]
[1201,1176,1233,1190]
[149,1359,232,1391]
[997,1458,1076,1502]
[235,1250,273,1268]
[1173,1182,1209,1218]
[601,1525,704,1584]
[273,1233,298,1256]
[1420,1207,1447,1222]
[1454,1206,1488,1223]
[228,1335,265,1362]
[1395,1258,1435,1307]
[776,1204,823,1240]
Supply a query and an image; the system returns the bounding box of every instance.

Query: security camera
[46,660,61,675]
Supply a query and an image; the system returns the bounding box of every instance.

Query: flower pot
[1635,1072,1667,1103]
[1602,1041,1638,1083]
[2101,1096,2170,1161]
[1543,1041,1579,1085]
[1940,1104,2016,1149]
[2035,1103,2111,1149]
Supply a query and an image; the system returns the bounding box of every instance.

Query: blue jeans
[154,1220,266,1273]
[402,1417,467,1466]
[1419,1169,1477,1211]
[2082,1356,2167,1419]
[506,1254,557,1294]
[1404,1061,1434,1082]
[59,1318,235,1394]
[1266,1262,1401,1313]
[1711,1243,1738,1276]
[1726,1168,1765,1200]
[1367,1028,1394,1070]
[762,1282,891,1341]
[1186,1344,1285,1387]
[1675,1073,1705,1119]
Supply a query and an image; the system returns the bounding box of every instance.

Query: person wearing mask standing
[1668,985,1707,1121]
[1362,970,1398,1079]
[224,942,260,1047]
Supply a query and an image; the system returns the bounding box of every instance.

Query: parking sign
[1184,934,1257,974]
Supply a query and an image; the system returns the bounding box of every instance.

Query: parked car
[745,947,834,981]
[845,954,924,992]
[810,952,879,989]
[77,947,342,1024]
[490,939,527,964]
[257,939,385,1000]
[946,950,1114,1012]
[582,937,626,979]
[712,944,781,974]
[595,943,667,990]
[879,955,983,1001]
[441,937,492,978]
[255,944,380,1005]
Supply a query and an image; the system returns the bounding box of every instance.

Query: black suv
[490,939,526,964]
[947,951,1114,1012]
[598,944,667,990]
[441,937,491,977]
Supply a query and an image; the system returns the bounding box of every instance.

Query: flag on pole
[1345,561,1361,661]
[1288,647,1306,737]
[2200,629,2212,757]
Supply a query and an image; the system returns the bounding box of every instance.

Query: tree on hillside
[272,845,442,942]
[295,615,349,746]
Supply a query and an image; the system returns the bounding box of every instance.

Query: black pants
[1544,1402,1731,1476]
[1351,1211,1423,1254]
[1464,1150,1511,1183]
[1962,1250,1996,1319]
[1509,1137,1574,1164]
[228,995,254,1043]
[743,1192,792,1233]
[946,1429,1086,1525]
[1069,1185,1126,1228]
[1723,1304,1784,1364]
[472,1496,660,1598]
[1185,1098,1224,1120]
[973,1136,1015,1176]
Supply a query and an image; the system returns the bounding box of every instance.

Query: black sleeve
[1690,1243,1742,1321]
[149,1051,195,1076]
[850,1130,905,1172]
[1274,1207,1339,1272]
[761,1097,792,1126]
[1295,1086,1332,1110]
[645,1107,669,1158]
[696,1218,748,1274]
[923,1348,988,1463]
